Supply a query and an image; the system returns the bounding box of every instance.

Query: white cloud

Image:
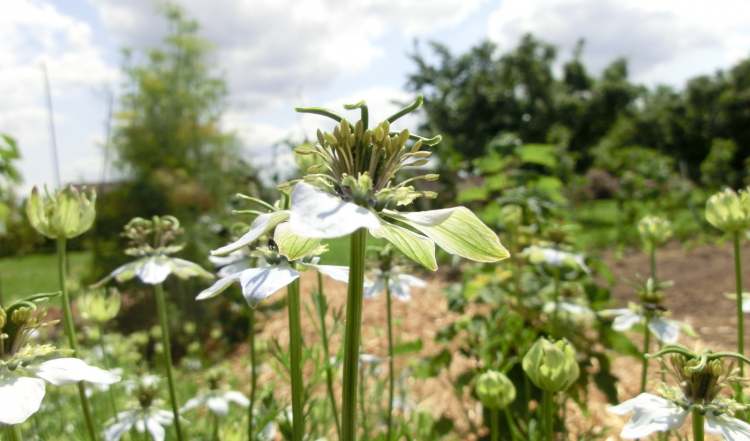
[224,85,422,183]
[0,1,117,189]
[487,0,750,85]
[90,0,485,109]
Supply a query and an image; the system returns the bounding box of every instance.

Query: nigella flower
[181,390,249,416]
[96,216,213,286]
[0,294,119,425]
[610,393,750,439]
[601,305,683,344]
[542,300,595,323]
[105,375,173,441]
[198,223,349,306]
[364,268,426,301]
[276,99,509,270]
[522,245,589,274]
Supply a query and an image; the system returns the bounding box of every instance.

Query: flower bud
[26,185,96,239]
[638,215,672,248]
[11,307,32,326]
[475,370,516,410]
[77,289,121,323]
[705,187,750,233]
[522,337,580,393]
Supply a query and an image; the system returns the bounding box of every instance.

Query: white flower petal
[364,277,385,299]
[36,358,120,386]
[706,413,750,440]
[137,256,173,285]
[608,393,687,439]
[207,396,230,416]
[168,258,214,281]
[211,211,289,256]
[0,376,46,425]
[181,395,206,413]
[649,318,680,344]
[612,310,642,332]
[104,419,134,441]
[391,274,427,302]
[196,273,241,301]
[239,266,300,306]
[223,391,250,407]
[145,416,166,441]
[289,182,380,239]
[308,264,350,283]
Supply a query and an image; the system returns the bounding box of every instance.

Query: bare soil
[245,240,750,439]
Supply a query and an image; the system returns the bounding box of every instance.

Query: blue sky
[2,0,749,189]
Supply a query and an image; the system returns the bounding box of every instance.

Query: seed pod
[475,370,516,410]
[705,187,750,233]
[522,337,580,393]
[26,185,97,239]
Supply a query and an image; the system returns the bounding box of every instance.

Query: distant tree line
[408,35,750,188]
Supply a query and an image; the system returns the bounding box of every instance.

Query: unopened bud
[705,187,750,233]
[26,185,96,239]
[475,370,516,410]
[522,337,580,393]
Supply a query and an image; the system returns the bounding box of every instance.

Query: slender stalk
[649,243,657,281]
[97,332,119,421]
[5,425,22,441]
[552,267,561,336]
[56,238,98,441]
[734,233,745,381]
[640,316,652,392]
[287,278,304,441]
[692,409,704,441]
[248,307,257,441]
[359,366,369,439]
[542,390,554,441]
[490,410,499,441]
[212,413,220,441]
[341,228,368,441]
[503,408,520,441]
[314,272,342,439]
[153,283,183,441]
[385,273,395,441]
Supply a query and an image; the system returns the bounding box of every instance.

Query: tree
[112,3,253,217]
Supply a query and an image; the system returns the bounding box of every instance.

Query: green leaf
[456,186,488,203]
[370,220,437,271]
[393,338,423,356]
[274,222,322,261]
[518,144,557,168]
[390,207,510,263]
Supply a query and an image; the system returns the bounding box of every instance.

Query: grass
[0,251,91,304]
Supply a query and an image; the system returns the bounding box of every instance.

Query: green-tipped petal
[371,220,437,271]
[388,207,509,263]
[274,222,323,261]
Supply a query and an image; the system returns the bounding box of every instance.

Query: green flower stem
[287,278,304,441]
[212,413,220,441]
[490,410,499,441]
[56,238,98,441]
[314,272,341,439]
[153,283,184,441]
[97,332,119,421]
[542,390,554,441]
[503,408,520,441]
[649,243,657,281]
[341,228,367,441]
[385,273,395,441]
[5,425,22,441]
[640,316,651,392]
[552,267,561,335]
[734,233,745,382]
[359,366,369,438]
[692,409,704,441]
[248,307,257,441]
